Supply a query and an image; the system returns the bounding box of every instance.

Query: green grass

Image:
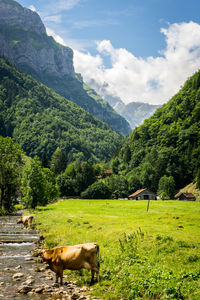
[32,199,200,299]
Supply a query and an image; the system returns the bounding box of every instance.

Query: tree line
[0,137,130,213]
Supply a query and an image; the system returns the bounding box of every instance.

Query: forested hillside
[33,71,131,136]
[0,57,121,162]
[112,70,200,194]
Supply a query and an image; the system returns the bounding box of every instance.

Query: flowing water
[0,212,97,300]
[0,211,49,299]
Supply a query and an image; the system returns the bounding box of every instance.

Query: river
[0,212,95,299]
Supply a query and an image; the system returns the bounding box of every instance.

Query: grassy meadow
[32,199,200,299]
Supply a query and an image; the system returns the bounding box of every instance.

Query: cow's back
[52,244,99,270]
[53,246,85,270]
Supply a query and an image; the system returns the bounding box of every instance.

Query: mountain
[115,101,160,129]
[85,78,160,129]
[0,0,131,136]
[0,57,121,162]
[112,69,200,193]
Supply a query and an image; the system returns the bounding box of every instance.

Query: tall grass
[32,199,200,299]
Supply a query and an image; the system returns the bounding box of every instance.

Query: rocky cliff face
[0,0,75,78]
[0,0,46,35]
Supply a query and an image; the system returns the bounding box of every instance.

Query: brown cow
[42,243,100,285]
[17,215,34,227]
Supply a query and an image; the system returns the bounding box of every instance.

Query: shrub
[81,181,111,199]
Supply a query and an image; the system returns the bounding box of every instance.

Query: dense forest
[0,57,121,163]
[23,69,132,136]
[111,70,200,196]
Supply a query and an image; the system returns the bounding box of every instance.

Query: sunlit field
[32,199,200,299]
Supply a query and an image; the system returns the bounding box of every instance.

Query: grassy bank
[33,199,200,299]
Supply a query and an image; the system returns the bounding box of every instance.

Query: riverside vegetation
[31,199,200,300]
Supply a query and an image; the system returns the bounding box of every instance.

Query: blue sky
[17,0,200,104]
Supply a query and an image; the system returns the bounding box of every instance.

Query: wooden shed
[174,192,196,201]
[128,188,157,200]
[104,169,113,176]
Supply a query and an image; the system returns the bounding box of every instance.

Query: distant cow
[17,215,34,227]
[42,243,100,285]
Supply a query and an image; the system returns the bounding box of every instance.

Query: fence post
[147,199,150,212]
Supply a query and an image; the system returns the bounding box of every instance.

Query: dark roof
[175,192,195,199]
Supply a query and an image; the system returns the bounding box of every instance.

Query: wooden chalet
[128,188,157,200]
[103,169,113,176]
[96,169,113,179]
[174,192,196,201]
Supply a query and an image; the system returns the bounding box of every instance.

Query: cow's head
[42,249,53,261]
[17,218,22,224]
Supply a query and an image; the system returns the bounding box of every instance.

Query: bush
[81,181,111,199]
[56,173,75,197]
[105,175,129,198]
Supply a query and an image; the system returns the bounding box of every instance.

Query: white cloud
[29,5,36,12]
[43,15,62,23]
[41,0,82,24]
[74,21,200,105]
[46,27,90,51]
[45,0,81,14]
[46,28,67,46]
[56,0,81,11]
[72,19,118,29]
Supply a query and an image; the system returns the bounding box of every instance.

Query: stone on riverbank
[13,273,24,280]
[17,285,32,294]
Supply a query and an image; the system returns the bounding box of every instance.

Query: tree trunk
[0,185,5,209]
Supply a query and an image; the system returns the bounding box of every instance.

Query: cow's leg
[56,272,63,285]
[59,269,63,285]
[92,267,100,283]
[96,268,100,282]
[55,273,59,283]
[90,270,95,285]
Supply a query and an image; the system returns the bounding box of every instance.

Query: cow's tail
[96,244,100,269]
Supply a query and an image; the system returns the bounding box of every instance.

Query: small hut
[128,188,157,200]
[174,192,196,201]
